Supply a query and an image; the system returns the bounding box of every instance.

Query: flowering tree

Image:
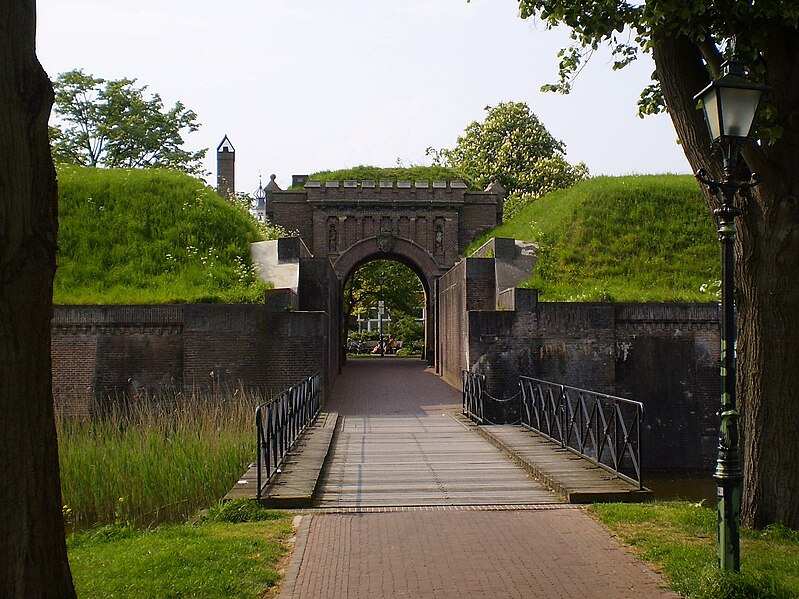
[438,102,588,218]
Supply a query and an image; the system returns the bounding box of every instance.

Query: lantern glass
[701,87,721,141]
[718,86,762,139]
[696,60,768,145]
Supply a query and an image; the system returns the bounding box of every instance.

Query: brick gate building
[262,177,505,360]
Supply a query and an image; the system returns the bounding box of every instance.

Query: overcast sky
[36,0,692,194]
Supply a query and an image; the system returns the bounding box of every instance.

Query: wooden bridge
[227,358,650,507]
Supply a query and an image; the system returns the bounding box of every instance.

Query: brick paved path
[278,359,679,598]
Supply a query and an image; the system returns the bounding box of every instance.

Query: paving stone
[281,509,680,599]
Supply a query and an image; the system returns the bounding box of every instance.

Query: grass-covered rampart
[470,175,720,302]
[55,165,277,304]
[292,164,470,188]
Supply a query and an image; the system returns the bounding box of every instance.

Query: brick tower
[216,135,235,198]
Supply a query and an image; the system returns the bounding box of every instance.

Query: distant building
[216,135,235,199]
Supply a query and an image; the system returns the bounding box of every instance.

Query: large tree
[50,69,207,175]
[437,101,588,218]
[1,0,77,596]
[514,0,799,528]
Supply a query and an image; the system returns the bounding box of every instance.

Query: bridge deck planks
[316,413,559,508]
[475,423,653,503]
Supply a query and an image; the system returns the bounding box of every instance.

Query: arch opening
[334,236,442,367]
[342,254,431,363]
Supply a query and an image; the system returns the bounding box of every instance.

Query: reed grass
[57,389,261,530]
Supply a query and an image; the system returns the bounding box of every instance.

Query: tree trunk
[0,1,77,596]
[654,34,799,529]
[737,186,799,529]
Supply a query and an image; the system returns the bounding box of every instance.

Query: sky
[36,0,692,194]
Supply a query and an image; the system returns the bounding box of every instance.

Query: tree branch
[696,37,723,77]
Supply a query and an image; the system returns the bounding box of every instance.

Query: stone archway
[334,235,442,284]
[335,236,442,363]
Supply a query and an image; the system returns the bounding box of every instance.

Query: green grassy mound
[55,165,274,304]
[470,175,720,302]
[292,165,472,188]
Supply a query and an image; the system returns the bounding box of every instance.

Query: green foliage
[50,69,207,174]
[344,260,425,354]
[469,175,719,302]
[439,102,588,218]
[294,164,470,189]
[515,0,792,128]
[67,519,291,598]
[57,389,260,530]
[590,502,799,598]
[54,165,281,304]
[344,260,424,319]
[389,313,425,346]
[200,499,284,524]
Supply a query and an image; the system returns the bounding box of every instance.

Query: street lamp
[694,57,769,572]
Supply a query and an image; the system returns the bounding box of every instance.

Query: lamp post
[378,300,385,357]
[694,57,769,572]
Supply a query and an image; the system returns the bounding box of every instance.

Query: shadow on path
[328,357,460,416]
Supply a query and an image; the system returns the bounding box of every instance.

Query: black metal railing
[519,377,644,489]
[462,370,485,423]
[462,370,521,425]
[255,373,321,500]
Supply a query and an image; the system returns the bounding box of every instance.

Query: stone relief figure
[435,224,444,253]
[328,222,338,252]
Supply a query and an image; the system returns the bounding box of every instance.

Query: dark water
[646,470,718,504]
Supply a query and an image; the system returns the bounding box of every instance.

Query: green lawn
[590,502,799,598]
[67,504,293,599]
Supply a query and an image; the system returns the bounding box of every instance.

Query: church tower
[216,135,235,198]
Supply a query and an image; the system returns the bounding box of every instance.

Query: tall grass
[57,389,260,530]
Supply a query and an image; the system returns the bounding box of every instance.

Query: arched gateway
[263,178,504,361]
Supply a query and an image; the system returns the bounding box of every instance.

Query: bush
[389,313,424,346]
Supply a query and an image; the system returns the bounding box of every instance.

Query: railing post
[560,386,567,448]
[637,404,643,490]
[256,406,263,500]
[613,399,620,472]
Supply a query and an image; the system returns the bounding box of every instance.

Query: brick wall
[459,193,500,253]
[52,306,183,416]
[52,303,337,416]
